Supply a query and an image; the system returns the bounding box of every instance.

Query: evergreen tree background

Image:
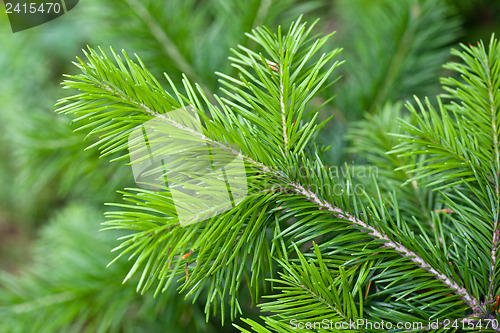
[0,0,499,332]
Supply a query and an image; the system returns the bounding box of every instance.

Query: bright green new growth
[57,17,343,323]
[57,17,500,333]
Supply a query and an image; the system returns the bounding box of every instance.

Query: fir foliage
[56,17,343,322]
[0,205,222,333]
[54,13,500,333]
[2,1,500,332]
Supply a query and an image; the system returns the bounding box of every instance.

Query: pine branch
[57,18,343,321]
[55,14,500,331]
[394,34,500,316]
[279,61,289,153]
[287,181,480,310]
[219,17,342,160]
[492,216,500,301]
[480,37,500,303]
[235,244,369,332]
[90,74,269,172]
[347,104,441,235]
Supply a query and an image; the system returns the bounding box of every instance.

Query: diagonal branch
[93,81,270,172]
[80,63,482,312]
[491,210,500,303]
[298,283,346,319]
[483,53,500,303]
[288,181,481,310]
[103,74,481,309]
[491,218,500,296]
[95,75,481,310]
[279,63,289,154]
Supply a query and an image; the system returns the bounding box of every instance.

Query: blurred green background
[0,0,498,331]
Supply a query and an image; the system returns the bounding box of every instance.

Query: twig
[288,181,481,310]
[484,52,500,304]
[93,81,270,173]
[279,59,289,154]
